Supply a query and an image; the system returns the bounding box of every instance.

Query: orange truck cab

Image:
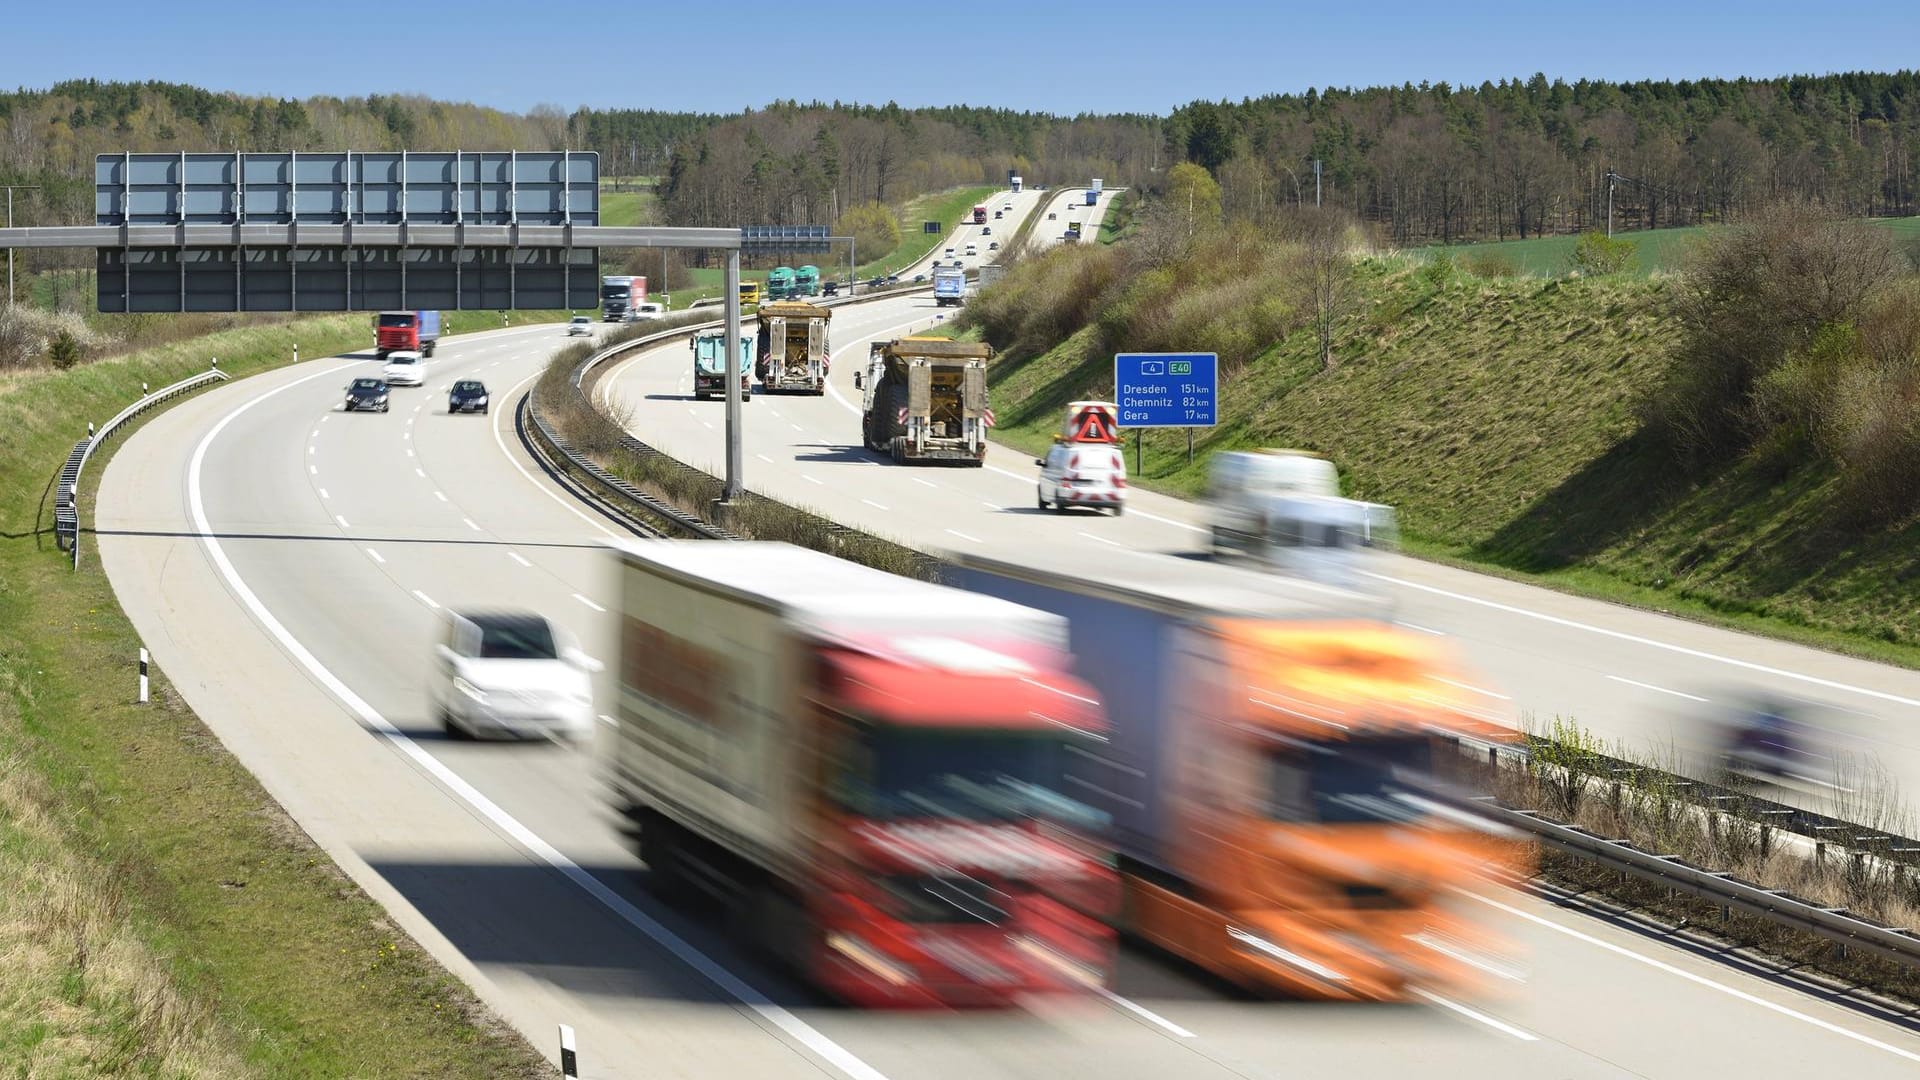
[943,546,1523,1002]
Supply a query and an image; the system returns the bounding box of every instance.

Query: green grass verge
[859,185,999,279]
[978,253,1920,668]
[599,190,654,227]
[0,317,555,1075]
[1097,189,1134,245]
[1414,215,1920,278]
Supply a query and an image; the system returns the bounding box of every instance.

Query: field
[1413,215,1920,277]
[0,318,555,1075]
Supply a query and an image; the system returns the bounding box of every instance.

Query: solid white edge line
[1606,674,1710,702]
[573,592,607,613]
[1095,988,1196,1039]
[1410,988,1538,1042]
[860,499,889,511]
[945,529,981,543]
[1398,621,1448,636]
[1425,674,1512,701]
[489,369,622,540]
[411,589,438,609]
[1365,570,1920,711]
[1460,889,1920,1063]
[186,361,893,1080]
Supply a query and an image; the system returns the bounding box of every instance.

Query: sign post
[1113,352,1218,476]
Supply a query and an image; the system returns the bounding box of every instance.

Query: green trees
[834,202,900,261]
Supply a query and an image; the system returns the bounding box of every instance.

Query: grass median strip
[0,316,556,1076]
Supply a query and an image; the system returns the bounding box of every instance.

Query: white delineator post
[558,1024,578,1078]
[138,648,149,704]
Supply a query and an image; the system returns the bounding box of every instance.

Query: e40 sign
[1113,352,1217,428]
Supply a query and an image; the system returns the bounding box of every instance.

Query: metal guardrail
[1478,796,1920,968]
[59,364,229,569]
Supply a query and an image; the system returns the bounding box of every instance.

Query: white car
[629,302,666,321]
[433,611,600,740]
[1037,439,1127,514]
[382,350,427,386]
[965,243,978,256]
[567,315,594,336]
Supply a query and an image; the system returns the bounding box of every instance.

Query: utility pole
[1606,170,1616,238]
[723,249,743,501]
[1312,159,1322,208]
[3,185,41,307]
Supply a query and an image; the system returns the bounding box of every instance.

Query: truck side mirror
[1035,458,1047,467]
[852,372,863,390]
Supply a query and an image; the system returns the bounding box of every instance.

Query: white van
[1242,494,1398,589]
[1206,449,1339,551]
[1037,440,1127,514]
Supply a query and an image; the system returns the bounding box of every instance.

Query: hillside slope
[979,254,1920,663]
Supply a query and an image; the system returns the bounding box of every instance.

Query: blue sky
[4,0,1916,115]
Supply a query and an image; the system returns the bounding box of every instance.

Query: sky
[4,0,1918,116]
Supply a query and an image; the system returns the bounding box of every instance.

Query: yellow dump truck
[854,337,994,466]
[754,300,831,394]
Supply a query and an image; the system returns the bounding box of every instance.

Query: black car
[822,281,839,297]
[345,377,390,412]
[449,379,490,415]
[867,276,887,288]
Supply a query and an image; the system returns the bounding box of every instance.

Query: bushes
[1459,251,1518,278]
[1567,231,1638,276]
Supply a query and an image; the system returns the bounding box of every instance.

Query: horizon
[5,0,1918,116]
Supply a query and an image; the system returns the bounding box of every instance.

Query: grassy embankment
[0,320,557,1074]
[1413,216,1920,277]
[967,239,1920,668]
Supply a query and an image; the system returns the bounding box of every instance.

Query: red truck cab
[971,206,988,224]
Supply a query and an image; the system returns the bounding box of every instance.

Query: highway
[90,298,1920,1077]
[1027,182,1116,252]
[887,184,1046,283]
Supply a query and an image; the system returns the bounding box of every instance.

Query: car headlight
[452,677,488,704]
[475,396,487,404]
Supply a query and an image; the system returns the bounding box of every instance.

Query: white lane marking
[433,491,448,502]
[406,448,415,458]
[913,478,938,489]
[308,444,316,455]
[508,551,532,568]
[686,407,697,417]
[412,404,422,414]
[411,589,440,610]
[1399,621,1448,636]
[945,529,981,543]
[1426,675,1511,701]
[1078,531,1122,547]
[403,432,411,441]
[790,423,803,432]
[318,488,330,500]
[1096,988,1196,1039]
[1607,674,1709,702]
[572,592,607,613]
[980,500,999,510]
[462,517,482,532]
[310,428,320,438]
[488,370,622,541]
[414,468,427,479]
[701,420,714,430]
[308,465,317,476]
[1411,988,1538,1041]
[861,499,889,511]
[1462,890,1920,1063]
[755,453,773,464]
[334,514,350,528]
[365,548,385,564]
[802,474,824,485]
[1368,571,1920,712]
[319,415,328,423]
[597,713,618,728]
[768,408,782,418]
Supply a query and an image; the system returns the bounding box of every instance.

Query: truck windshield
[835,729,1102,828]
[1265,736,1435,825]
[377,313,414,328]
[602,286,630,299]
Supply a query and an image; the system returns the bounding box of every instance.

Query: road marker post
[558,1024,578,1078]
[137,648,149,704]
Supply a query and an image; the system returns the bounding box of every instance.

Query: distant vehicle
[981,226,991,235]
[434,611,600,741]
[344,377,390,412]
[970,205,988,224]
[382,351,427,386]
[821,281,839,297]
[912,273,926,283]
[691,330,753,401]
[933,267,966,307]
[965,243,978,256]
[601,275,647,321]
[755,300,831,394]
[866,276,887,288]
[1010,174,1022,192]
[795,265,821,296]
[1048,211,1057,220]
[374,310,440,359]
[448,379,490,414]
[988,241,1000,251]
[567,315,593,336]
[1036,402,1126,514]
[885,274,900,284]
[1085,190,1099,206]
[856,337,994,465]
[738,281,762,306]
[993,210,1003,220]
[767,266,797,301]
[629,302,666,321]
[945,247,956,258]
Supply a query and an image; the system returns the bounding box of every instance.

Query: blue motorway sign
[1113,352,1217,428]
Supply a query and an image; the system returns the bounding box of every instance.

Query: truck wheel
[638,815,698,907]
[890,439,905,466]
[1111,503,1126,517]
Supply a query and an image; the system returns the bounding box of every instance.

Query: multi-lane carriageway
[96,188,1920,1079]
